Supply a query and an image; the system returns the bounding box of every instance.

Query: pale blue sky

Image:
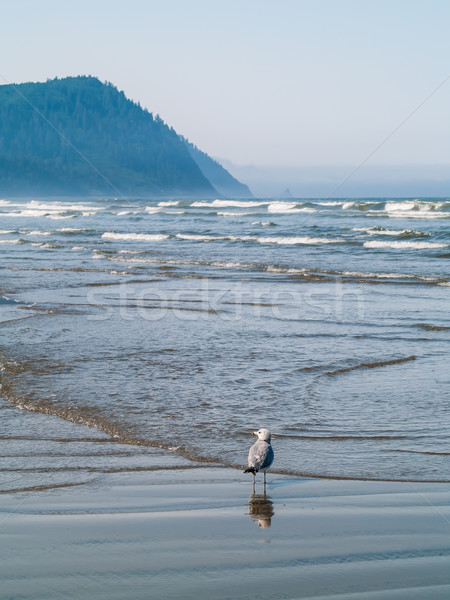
[1,0,450,175]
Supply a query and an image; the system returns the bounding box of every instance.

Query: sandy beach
[2,454,450,600]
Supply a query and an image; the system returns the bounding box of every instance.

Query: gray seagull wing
[248,441,274,472]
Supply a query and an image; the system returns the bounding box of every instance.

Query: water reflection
[248,491,274,528]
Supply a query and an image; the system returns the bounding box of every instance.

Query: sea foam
[217,211,254,217]
[175,233,227,241]
[192,199,267,208]
[267,202,302,213]
[102,232,169,241]
[364,240,448,249]
[352,227,428,237]
[257,236,341,245]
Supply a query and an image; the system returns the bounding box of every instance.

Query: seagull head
[253,428,271,443]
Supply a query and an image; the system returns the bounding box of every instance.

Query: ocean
[1,196,449,492]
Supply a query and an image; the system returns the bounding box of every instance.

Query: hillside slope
[184,139,252,198]
[0,76,244,197]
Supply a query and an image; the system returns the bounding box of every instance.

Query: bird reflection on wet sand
[248,491,274,528]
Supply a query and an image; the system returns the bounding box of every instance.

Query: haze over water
[1,195,449,491]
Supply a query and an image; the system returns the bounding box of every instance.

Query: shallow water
[1,195,449,489]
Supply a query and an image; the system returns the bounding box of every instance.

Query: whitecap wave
[257,236,341,245]
[24,230,52,236]
[31,242,60,249]
[175,233,227,242]
[352,227,428,237]
[102,232,169,241]
[435,200,450,210]
[297,207,317,213]
[267,201,304,213]
[370,210,450,220]
[192,199,267,208]
[385,200,418,212]
[27,200,102,212]
[47,214,77,220]
[364,240,448,249]
[0,210,48,218]
[341,270,416,279]
[174,234,342,245]
[209,261,252,268]
[0,200,102,219]
[190,202,214,208]
[266,266,308,274]
[376,199,450,219]
[385,199,450,213]
[212,199,268,208]
[217,211,253,217]
[111,255,254,270]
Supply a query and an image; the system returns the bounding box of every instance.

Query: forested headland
[0,76,251,197]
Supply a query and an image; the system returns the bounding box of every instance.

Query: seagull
[244,428,274,485]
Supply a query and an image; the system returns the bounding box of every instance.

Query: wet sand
[1,465,450,600]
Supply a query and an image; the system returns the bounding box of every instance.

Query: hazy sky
[1,0,450,172]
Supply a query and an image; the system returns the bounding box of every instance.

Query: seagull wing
[260,444,274,471]
[248,441,273,472]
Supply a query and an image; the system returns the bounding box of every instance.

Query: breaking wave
[102,232,169,241]
[364,240,448,250]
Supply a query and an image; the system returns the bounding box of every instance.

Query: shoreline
[3,396,450,486]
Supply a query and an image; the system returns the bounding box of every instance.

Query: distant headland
[0,76,251,198]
